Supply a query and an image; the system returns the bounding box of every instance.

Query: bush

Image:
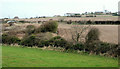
[2,34,20,44]
[20,35,37,47]
[21,32,53,47]
[106,44,119,57]
[97,42,111,54]
[19,20,25,23]
[48,36,68,47]
[26,25,35,35]
[19,20,29,23]
[86,27,100,43]
[85,27,100,54]
[38,21,58,33]
[72,43,84,51]
[38,40,49,47]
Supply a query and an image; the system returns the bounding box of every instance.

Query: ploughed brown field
[58,23,118,44]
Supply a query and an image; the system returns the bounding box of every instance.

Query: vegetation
[26,25,35,35]
[48,36,68,47]
[19,20,30,23]
[64,28,119,57]
[66,20,120,25]
[112,12,118,16]
[85,28,100,54]
[2,20,119,67]
[71,25,90,44]
[2,34,20,45]
[20,35,37,47]
[37,21,58,33]
[2,46,118,67]
[86,27,100,42]
[72,43,84,51]
[2,25,119,57]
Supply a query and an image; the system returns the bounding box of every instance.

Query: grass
[2,45,118,67]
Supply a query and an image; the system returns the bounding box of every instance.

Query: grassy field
[2,46,118,67]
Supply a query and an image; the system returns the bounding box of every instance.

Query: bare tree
[71,24,91,44]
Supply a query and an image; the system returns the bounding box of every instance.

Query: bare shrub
[71,25,90,44]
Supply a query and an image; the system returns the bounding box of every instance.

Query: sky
[0,0,120,18]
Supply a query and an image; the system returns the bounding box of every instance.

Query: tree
[71,25,90,44]
[85,27,100,42]
[85,27,100,54]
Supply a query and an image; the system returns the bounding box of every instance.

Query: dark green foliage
[19,20,29,23]
[20,35,37,47]
[72,43,84,50]
[49,36,68,47]
[86,28,100,43]
[85,28,100,54]
[87,20,92,24]
[67,20,72,24]
[20,35,68,48]
[2,34,20,44]
[107,44,119,57]
[20,32,53,47]
[96,42,111,54]
[38,40,49,47]
[112,13,118,16]
[19,20,25,23]
[38,21,58,33]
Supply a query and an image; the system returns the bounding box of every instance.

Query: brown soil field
[58,23,118,44]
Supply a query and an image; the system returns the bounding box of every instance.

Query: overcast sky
[0,0,119,18]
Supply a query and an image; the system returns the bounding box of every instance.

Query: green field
[2,46,118,67]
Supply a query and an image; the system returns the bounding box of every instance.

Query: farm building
[65,13,81,17]
[95,12,104,15]
[54,15,61,17]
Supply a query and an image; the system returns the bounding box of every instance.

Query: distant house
[54,15,61,17]
[14,16,19,19]
[95,12,104,15]
[65,13,81,17]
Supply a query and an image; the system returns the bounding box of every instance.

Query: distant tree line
[66,20,120,25]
